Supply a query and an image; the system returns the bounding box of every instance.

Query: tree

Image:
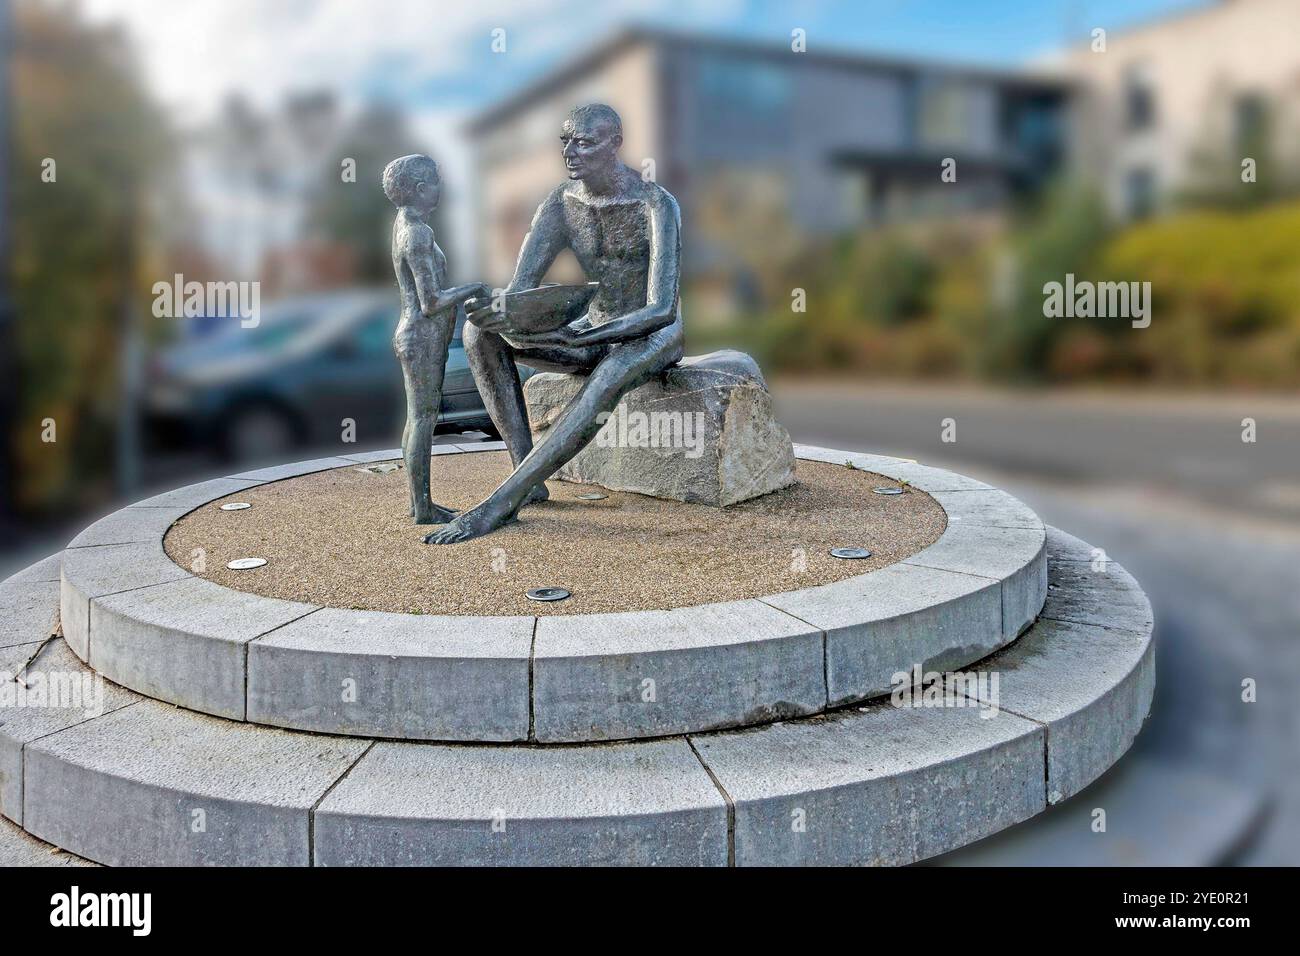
[11,0,174,514]
[305,102,431,283]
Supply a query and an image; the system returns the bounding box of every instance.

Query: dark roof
[465,24,1069,136]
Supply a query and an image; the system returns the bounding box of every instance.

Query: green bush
[700,187,1300,390]
[1098,201,1300,386]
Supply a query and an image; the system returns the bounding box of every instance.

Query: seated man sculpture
[425,103,684,544]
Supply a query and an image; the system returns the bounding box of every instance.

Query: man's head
[560,104,623,182]
[382,154,442,211]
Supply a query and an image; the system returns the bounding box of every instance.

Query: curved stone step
[25,703,369,867]
[936,755,1266,866]
[0,814,93,867]
[58,447,1047,743]
[1,556,62,652]
[6,526,1151,866]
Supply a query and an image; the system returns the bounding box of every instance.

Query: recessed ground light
[576,492,608,500]
[872,487,904,496]
[220,502,252,511]
[227,557,267,570]
[829,547,872,560]
[526,587,571,602]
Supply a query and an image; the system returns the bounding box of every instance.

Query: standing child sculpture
[382,154,487,525]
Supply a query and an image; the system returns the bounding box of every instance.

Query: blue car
[144,290,530,461]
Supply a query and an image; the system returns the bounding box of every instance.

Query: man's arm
[505,189,569,293]
[570,192,680,347]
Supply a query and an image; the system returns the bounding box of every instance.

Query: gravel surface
[163,453,945,616]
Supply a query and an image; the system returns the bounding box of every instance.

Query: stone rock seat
[523,349,796,507]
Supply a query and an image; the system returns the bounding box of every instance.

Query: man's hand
[508,319,590,349]
[466,293,508,332]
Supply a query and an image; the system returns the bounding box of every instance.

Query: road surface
[774,379,1298,865]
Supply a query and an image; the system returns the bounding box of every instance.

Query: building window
[1124,166,1156,219]
[697,55,790,114]
[1234,93,1269,151]
[1123,63,1156,132]
[917,79,967,149]
[833,167,870,223]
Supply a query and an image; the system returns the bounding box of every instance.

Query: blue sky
[82,0,1215,266]
[88,0,1215,119]
[378,0,1218,114]
[594,0,1215,67]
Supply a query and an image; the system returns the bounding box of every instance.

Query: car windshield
[159,293,401,378]
[188,308,315,360]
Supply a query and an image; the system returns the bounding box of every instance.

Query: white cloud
[78,0,747,275]
[80,0,745,119]
[82,0,482,115]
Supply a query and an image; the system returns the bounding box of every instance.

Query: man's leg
[426,325,680,544]
[461,321,534,468]
[463,322,608,504]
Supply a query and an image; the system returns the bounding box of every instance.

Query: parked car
[144,289,531,461]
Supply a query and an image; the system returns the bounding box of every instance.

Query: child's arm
[406,222,487,319]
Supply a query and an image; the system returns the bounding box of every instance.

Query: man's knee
[586,340,672,395]
[462,320,498,357]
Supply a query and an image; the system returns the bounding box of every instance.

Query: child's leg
[401,417,414,516]
[397,321,457,524]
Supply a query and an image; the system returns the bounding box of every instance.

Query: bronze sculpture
[424,104,684,544]
[382,154,487,525]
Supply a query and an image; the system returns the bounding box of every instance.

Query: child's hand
[462,284,493,320]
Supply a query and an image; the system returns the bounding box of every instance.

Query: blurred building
[174,90,430,337]
[466,27,1068,310]
[183,92,346,284]
[1055,0,1300,218]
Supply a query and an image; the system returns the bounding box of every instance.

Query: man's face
[560,114,620,181]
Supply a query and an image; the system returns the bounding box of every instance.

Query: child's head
[382,154,441,211]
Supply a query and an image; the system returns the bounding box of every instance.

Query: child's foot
[414,502,459,525]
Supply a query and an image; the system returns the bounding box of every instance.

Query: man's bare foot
[414,502,459,525]
[423,501,516,544]
[524,483,549,505]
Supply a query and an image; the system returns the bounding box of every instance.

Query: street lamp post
[0,1,16,530]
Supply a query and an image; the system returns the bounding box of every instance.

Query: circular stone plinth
[6,526,1153,867]
[57,445,1047,744]
[163,453,947,616]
